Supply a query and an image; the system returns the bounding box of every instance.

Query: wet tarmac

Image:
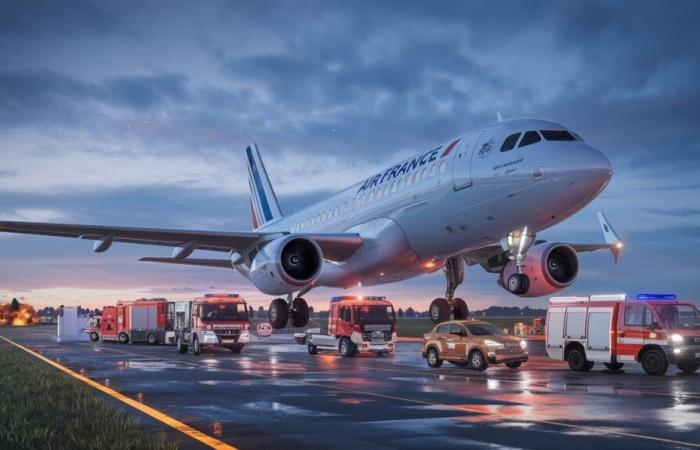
[2,326,699,449]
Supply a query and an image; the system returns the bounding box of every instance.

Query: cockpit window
[500,133,521,152]
[540,130,577,141]
[519,131,541,147]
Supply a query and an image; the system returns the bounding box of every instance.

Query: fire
[0,300,38,326]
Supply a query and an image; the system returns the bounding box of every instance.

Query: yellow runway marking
[0,336,236,450]
[79,342,700,449]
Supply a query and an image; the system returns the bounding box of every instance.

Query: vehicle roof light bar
[635,293,677,301]
[331,296,386,302]
[549,294,627,304]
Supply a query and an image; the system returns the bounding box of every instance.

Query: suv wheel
[469,350,488,371]
[505,361,522,369]
[641,348,668,376]
[426,347,442,368]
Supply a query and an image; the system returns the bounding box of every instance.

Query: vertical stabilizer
[246,143,283,229]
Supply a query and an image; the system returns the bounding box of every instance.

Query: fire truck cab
[547,294,700,375]
[295,296,397,357]
[168,293,250,355]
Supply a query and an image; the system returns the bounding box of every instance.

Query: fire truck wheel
[118,332,129,344]
[193,336,201,355]
[290,297,310,328]
[426,347,442,368]
[641,348,668,376]
[567,348,592,371]
[339,337,356,357]
[308,343,318,355]
[429,298,451,324]
[604,362,624,371]
[147,333,157,345]
[268,298,289,329]
[453,298,469,320]
[506,274,530,295]
[676,361,699,374]
[469,350,488,371]
[505,361,522,369]
[175,335,187,354]
[89,332,99,342]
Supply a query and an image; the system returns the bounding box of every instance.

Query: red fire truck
[295,296,397,357]
[546,294,700,375]
[90,298,168,344]
[168,293,250,355]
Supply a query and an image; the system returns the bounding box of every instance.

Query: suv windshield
[653,304,700,329]
[466,322,504,336]
[354,305,394,324]
[202,303,247,321]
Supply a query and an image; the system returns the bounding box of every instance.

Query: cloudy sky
[1,1,699,310]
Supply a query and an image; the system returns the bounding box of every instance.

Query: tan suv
[422,320,528,370]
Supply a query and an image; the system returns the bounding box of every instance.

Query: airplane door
[452,130,484,190]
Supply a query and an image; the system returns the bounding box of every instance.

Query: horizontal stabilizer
[139,257,233,269]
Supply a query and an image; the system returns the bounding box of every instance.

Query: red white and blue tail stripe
[246,143,282,230]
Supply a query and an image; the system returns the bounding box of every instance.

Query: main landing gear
[501,226,536,296]
[429,256,469,324]
[268,293,310,329]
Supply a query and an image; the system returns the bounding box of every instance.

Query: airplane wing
[0,221,362,262]
[464,211,623,273]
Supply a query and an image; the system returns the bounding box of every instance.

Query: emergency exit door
[452,131,484,190]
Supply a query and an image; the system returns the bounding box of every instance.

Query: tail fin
[246,143,283,229]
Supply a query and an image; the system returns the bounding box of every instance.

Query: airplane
[0,118,622,329]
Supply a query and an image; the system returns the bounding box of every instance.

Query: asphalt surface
[2,326,699,450]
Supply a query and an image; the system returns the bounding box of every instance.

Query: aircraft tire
[268,298,289,329]
[507,273,530,295]
[429,298,451,324]
[290,297,309,328]
[453,298,469,320]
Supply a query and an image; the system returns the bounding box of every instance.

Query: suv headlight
[520,340,527,349]
[484,339,504,349]
[670,334,683,344]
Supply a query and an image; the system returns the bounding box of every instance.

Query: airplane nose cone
[565,144,613,199]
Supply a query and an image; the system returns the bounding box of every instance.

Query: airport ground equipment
[422,320,528,370]
[169,293,250,355]
[91,299,168,344]
[294,296,396,357]
[546,294,700,375]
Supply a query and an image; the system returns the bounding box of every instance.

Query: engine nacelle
[249,236,323,295]
[499,243,579,298]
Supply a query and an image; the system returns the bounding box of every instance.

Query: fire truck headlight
[485,340,504,349]
[670,334,683,344]
[673,348,682,355]
[520,340,527,350]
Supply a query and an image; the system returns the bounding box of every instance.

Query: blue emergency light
[635,293,677,301]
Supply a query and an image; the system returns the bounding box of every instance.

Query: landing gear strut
[268,293,310,329]
[501,226,536,295]
[429,256,468,324]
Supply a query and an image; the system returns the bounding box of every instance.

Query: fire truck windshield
[653,304,700,329]
[202,303,247,321]
[354,305,394,324]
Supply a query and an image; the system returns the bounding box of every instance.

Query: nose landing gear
[501,227,536,295]
[429,256,469,324]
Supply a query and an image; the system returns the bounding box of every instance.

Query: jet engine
[499,243,579,297]
[249,236,323,295]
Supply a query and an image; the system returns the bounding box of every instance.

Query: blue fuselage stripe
[246,147,273,222]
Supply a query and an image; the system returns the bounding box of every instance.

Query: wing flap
[139,257,233,269]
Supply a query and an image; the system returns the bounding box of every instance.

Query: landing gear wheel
[268,298,289,329]
[469,350,488,371]
[426,348,442,368]
[193,336,201,355]
[641,348,668,376]
[89,332,99,342]
[506,273,530,295]
[118,332,129,344]
[176,335,188,354]
[448,360,468,367]
[147,333,157,345]
[506,361,522,369]
[677,361,700,374]
[290,297,309,328]
[429,298,451,324]
[567,348,593,371]
[308,343,318,355]
[604,362,624,371]
[339,337,356,357]
[453,298,469,320]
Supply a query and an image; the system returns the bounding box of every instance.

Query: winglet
[598,211,623,264]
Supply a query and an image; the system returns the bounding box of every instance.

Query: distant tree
[406,307,416,318]
[257,306,265,315]
[397,308,404,319]
[248,306,254,318]
[308,306,315,317]
[10,298,20,312]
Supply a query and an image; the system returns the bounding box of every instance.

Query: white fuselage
[257,118,612,289]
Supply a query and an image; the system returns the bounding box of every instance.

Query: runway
[2,326,699,449]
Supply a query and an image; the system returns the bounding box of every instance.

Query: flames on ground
[0,300,38,326]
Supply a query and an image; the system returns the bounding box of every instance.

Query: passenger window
[436,324,450,333]
[449,324,466,336]
[624,306,652,326]
[540,130,576,141]
[519,131,541,147]
[500,133,521,152]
